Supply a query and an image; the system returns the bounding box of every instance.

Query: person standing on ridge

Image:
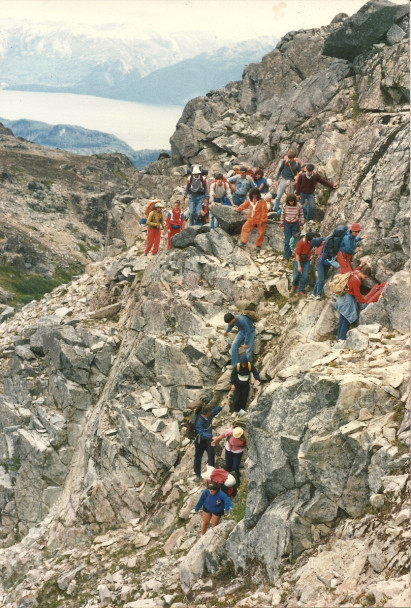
[273,151,302,212]
[228,166,256,206]
[145,202,165,255]
[294,163,338,221]
[236,187,268,252]
[166,201,185,250]
[223,312,256,366]
[184,165,209,226]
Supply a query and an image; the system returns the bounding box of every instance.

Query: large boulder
[211,204,246,235]
[170,225,210,248]
[322,0,409,61]
[359,270,410,333]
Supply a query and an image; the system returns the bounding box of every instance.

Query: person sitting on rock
[294,164,338,221]
[280,193,305,260]
[228,166,256,206]
[229,355,260,414]
[166,201,185,250]
[209,173,234,229]
[335,264,371,342]
[224,313,256,367]
[273,151,302,212]
[145,202,165,255]
[194,402,225,481]
[254,168,269,194]
[337,223,367,274]
[212,426,248,480]
[194,480,233,535]
[184,165,209,226]
[291,231,319,297]
[236,187,268,252]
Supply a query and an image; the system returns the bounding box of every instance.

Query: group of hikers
[142,155,386,534]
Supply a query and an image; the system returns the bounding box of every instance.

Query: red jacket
[346,271,367,304]
[166,208,185,230]
[294,237,312,261]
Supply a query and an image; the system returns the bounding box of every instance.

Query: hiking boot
[298,291,306,297]
[290,285,296,293]
[238,242,246,248]
[315,295,322,300]
[195,475,201,481]
[237,409,246,416]
[256,246,261,252]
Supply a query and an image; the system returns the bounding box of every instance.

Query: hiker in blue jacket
[195,480,233,535]
[193,403,225,481]
[273,151,302,212]
[228,166,256,206]
[224,312,255,366]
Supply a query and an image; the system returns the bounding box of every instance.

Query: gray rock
[0,306,15,323]
[322,0,409,61]
[345,328,369,351]
[386,23,406,45]
[171,225,210,249]
[359,270,409,333]
[210,205,246,235]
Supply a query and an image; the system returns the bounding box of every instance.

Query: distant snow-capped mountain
[0,20,277,106]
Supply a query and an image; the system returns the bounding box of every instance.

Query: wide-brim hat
[232,427,244,439]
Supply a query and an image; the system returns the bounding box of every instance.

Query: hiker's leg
[201,511,212,535]
[194,440,206,477]
[245,331,255,363]
[274,178,288,212]
[283,222,294,258]
[239,219,253,245]
[337,314,350,340]
[151,228,161,255]
[297,260,310,292]
[313,258,328,296]
[232,388,241,413]
[225,449,234,472]
[292,259,301,288]
[306,194,314,220]
[211,513,222,528]
[231,451,243,474]
[255,222,266,248]
[238,384,250,410]
[205,439,215,468]
[230,331,243,366]
[145,227,156,254]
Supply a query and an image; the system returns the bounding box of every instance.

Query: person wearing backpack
[184,165,209,226]
[228,166,256,206]
[212,426,248,480]
[194,480,233,535]
[312,224,347,299]
[166,201,185,250]
[273,151,302,212]
[235,187,268,252]
[295,164,338,221]
[337,223,367,274]
[335,265,372,342]
[209,173,234,228]
[193,402,225,481]
[229,355,260,414]
[144,202,165,255]
[223,313,256,367]
[280,193,305,260]
[290,231,319,297]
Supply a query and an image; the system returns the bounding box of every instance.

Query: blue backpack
[321,224,347,261]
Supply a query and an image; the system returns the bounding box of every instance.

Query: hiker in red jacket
[295,164,338,221]
[335,265,372,341]
[166,201,185,250]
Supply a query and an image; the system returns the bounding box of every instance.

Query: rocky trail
[0,2,410,607]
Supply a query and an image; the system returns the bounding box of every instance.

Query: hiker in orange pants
[235,188,268,252]
[145,202,165,255]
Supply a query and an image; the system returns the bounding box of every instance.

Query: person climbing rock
[223,313,256,366]
[335,265,371,342]
[212,426,247,480]
[228,166,256,206]
[193,402,225,481]
[184,165,209,226]
[294,163,338,221]
[229,355,260,414]
[236,187,268,252]
[291,231,319,297]
[280,193,305,260]
[273,151,302,212]
[194,480,233,535]
[145,202,165,255]
[337,223,367,274]
[312,223,347,298]
[209,173,234,229]
[166,201,185,250]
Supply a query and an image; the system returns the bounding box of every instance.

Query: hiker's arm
[294,173,301,196]
[194,491,207,512]
[275,162,284,181]
[223,494,234,514]
[317,174,336,189]
[251,364,260,382]
[224,323,234,335]
[236,200,249,213]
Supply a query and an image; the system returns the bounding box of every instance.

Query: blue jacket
[226,314,255,346]
[339,231,362,255]
[228,175,256,195]
[195,488,234,514]
[275,160,302,181]
[195,407,222,441]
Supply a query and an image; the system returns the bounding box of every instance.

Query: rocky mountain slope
[0,2,410,607]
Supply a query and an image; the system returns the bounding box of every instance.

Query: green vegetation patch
[0,264,79,305]
[228,481,248,523]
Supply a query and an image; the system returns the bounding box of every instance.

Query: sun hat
[232,427,244,439]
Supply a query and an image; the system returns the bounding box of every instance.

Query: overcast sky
[2,0,403,41]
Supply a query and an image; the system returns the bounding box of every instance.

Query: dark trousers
[225,449,243,474]
[233,384,250,412]
[194,438,215,476]
[337,314,350,340]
